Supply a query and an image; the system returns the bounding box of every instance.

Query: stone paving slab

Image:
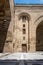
[0,53,10,58]
[0,52,43,60]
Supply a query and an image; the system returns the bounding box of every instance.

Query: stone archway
[36,21,43,51]
[34,16,43,51]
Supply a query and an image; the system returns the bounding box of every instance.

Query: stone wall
[14,5,43,52]
[1,2,43,52]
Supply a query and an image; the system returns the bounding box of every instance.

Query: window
[22,44,27,52]
[23,29,26,34]
[22,16,26,22]
[23,24,25,27]
[23,37,25,40]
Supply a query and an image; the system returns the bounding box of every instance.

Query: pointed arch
[18,12,31,21]
[34,15,43,51]
[34,15,43,29]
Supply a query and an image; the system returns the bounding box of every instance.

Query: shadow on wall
[0,0,11,53]
[36,21,43,51]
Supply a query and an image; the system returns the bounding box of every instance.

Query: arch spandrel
[34,16,43,29]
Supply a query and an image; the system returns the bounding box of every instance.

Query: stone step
[0,9,4,22]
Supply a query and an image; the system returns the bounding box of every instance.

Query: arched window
[18,12,30,21]
[18,12,31,52]
[22,15,28,22]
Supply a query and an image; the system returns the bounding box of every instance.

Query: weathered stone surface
[14,5,43,52]
[1,0,43,53]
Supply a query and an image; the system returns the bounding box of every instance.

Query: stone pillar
[30,27,36,52]
[9,0,14,33]
[29,19,36,52]
[3,0,14,53]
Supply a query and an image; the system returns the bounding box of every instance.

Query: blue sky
[14,0,43,4]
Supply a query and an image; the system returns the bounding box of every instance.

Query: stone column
[29,19,36,52]
[30,26,36,52]
[3,0,14,53]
